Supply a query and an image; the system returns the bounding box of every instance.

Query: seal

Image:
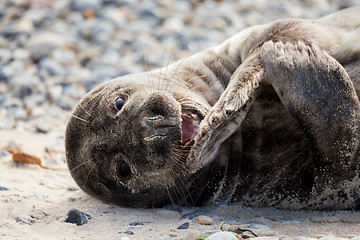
[65,6,360,209]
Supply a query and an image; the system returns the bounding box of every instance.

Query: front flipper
[188,51,266,171]
[262,41,360,208]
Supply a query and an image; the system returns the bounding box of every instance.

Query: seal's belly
[233,86,315,207]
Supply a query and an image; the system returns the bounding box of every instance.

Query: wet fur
[66,7,360,209]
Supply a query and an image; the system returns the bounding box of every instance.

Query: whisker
[184,74,207,84]
[164,52,196,92]
[161,45,175,93]
[84,160,100,186]
[158,39,171,93]
[166,186,183,216]
[143,46,154,94]
[79,103,92,117]
[61,108,90,124]
[70,158,94,173]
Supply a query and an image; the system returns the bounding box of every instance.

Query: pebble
[38,58,65,76]
[30,209,49,220]
[177,222,189,230]
[35,122,52,133]
[204,231,241,240]
[129,221,151,226]
[196,215,213,225]
[15,216,33,225]
[0,186,9,191]
[118,231,134,235]
[181,210,208,220]
[318,234,338,240]
[64,208,92,226]
[221,223,278,237]
[294,237,308,240]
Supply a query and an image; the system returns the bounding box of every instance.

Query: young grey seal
[65,6,360,209]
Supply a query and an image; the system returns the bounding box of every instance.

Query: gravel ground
[1,0,360,239]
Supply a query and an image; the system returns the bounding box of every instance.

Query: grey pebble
[39,58,65,76]
[318,234,339,240]
[0,186,9,191]
[293,237,308,240]
[35,122,52,133]
[129,221,151,226]
[118,231,134,235]
[177,222,189,229]
[64,208,92,226]
[67,197,76,202]
[72,0,101,11]
[15,216,33,225]
[30,209,49,220]
[180,210,208,219]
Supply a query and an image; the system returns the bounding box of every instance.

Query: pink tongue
[181,117,196,145]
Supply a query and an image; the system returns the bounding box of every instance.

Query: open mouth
[181,111,201,146]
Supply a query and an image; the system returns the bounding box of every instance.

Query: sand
[1,111,360,240]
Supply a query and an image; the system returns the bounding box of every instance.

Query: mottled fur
[66,7,360,209]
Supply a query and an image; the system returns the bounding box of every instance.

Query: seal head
[65,73,209,207]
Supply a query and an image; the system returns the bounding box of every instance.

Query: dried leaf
[12,152,42,166]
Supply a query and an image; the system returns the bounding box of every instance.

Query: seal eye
[114,96,126,111]
[117,160,131,179]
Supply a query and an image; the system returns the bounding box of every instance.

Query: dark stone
[64,208,92,226]
[129,221,150,226]
[177,222,189,230]
[118,231,134,235]
[180,210,208,220]
[0,186,9,191]
[15,216,32,225]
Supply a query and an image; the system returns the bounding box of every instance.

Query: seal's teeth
[191,114,198,121]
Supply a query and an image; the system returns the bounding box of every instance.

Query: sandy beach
[1,0,360,239]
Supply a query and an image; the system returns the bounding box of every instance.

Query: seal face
[65,74,210,207]
[66,6,360,209]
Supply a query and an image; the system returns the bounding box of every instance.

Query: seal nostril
[117,160,131,179]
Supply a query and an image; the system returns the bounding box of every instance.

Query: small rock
[35,122,52,133]
[30,209,49,220]
[181,210,208,220]
[350,235,360,240]
[318,234,338,240]
[28,43,56,62]
[15,216,33,225]
[64,208,92,226]
[177,222,189,230]
[205,231,241,240]
[72,0,101,11]
[67,197,76,202]
[183,229,201,240]
[221,223,278,237]
[118,231,134,235]
[0,186,9,191]
[294,237,308,240]
[39,58,65,76]
[129,221,150,226]
[196,215,213,225]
